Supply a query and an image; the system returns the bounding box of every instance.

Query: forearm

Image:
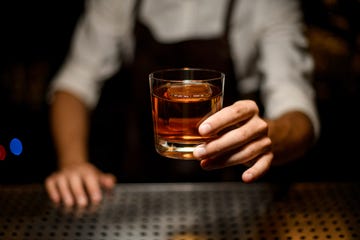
[50,91,90,168]
[266,111,315,165]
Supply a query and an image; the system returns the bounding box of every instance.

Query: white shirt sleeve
[230,0,320,139]
[48,0,135,109]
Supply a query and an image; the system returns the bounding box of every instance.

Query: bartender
[45,0,320,207]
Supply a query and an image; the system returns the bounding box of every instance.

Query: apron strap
[224,0,237,37]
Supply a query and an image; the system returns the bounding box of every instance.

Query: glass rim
[149,67,225,82]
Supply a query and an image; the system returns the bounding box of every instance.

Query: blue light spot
[10,138,23,156]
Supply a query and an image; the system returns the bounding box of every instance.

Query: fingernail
[92,193,102,202]
[78,196,87,206]
[193,146,206,158]
[243,172,254,182]
[199,123,211,135]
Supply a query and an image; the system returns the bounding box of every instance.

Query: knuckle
[231,100,259,117]
[258,119,269,133]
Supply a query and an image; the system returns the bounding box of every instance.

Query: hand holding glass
[149,68,224,160]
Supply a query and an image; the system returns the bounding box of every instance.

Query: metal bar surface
[0,182,359,240]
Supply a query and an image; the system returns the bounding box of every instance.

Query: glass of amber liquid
[149,68,224,160]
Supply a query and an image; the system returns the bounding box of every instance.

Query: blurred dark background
[0,0,359,184]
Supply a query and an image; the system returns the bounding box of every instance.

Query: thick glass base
[155,140,202,160]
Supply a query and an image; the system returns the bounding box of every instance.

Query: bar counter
[0,181,359,240]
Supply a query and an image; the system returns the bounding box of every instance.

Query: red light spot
[0,145,6,160]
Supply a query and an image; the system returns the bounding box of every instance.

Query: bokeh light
[0,145,6,160]
[10,138,23,156]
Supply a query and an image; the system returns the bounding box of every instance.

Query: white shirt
[49,0,320,138]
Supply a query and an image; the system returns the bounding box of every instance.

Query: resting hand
[193,100,273,182]
[45,162,116,207]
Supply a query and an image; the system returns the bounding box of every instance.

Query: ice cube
[167,83,212,99]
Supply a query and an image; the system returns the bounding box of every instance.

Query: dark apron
[90,0,245,182]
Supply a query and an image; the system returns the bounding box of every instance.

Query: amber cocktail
[149,68,224,160]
